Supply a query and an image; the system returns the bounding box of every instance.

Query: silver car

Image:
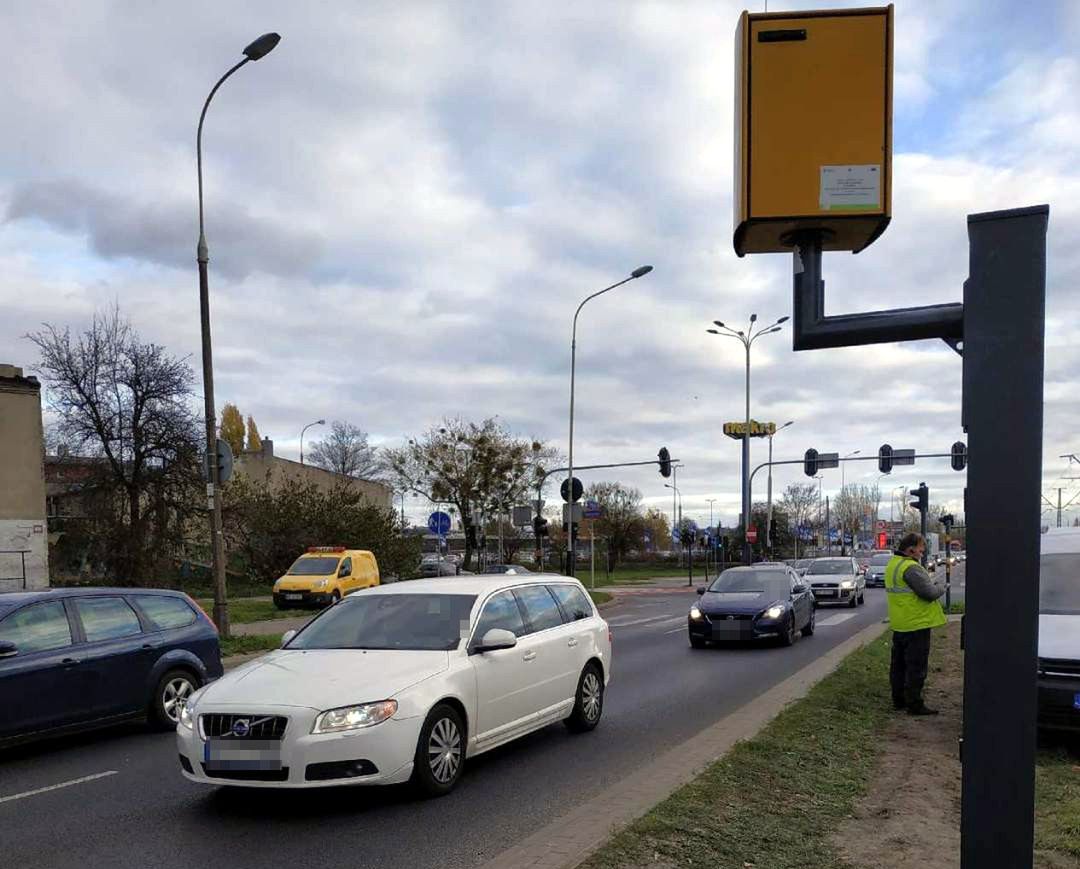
[1037,528,1080,732]
[804,557,865,607]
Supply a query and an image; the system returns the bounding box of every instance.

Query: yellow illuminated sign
[723,421,777,440]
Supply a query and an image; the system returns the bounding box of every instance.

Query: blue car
[689,565,816,648]
[0,588,222,747]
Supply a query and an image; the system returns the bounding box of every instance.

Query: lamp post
[765,420,794,554]
[567,265,653,576]
[299,419,325,465]
[707,313,788,563]
[196,31,281,637]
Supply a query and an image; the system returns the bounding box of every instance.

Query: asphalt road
[1,587,889,869]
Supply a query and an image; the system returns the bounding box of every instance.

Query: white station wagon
[177,575,611,795]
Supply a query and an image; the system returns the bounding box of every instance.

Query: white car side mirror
[281,629,297,647]
[476,628,517,652]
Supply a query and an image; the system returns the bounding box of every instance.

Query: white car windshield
[287,594,477,651]
[807,560,852,575]
[870,554,892,566]
[1040,554,1080,616]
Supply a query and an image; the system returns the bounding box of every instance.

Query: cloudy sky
[3,0,1078,529]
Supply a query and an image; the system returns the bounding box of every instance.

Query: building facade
[0,364,49,590]
[234,438,392,507]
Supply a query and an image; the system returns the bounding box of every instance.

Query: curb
[476,619,891,869]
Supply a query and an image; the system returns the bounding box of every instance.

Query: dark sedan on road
[0,588,222,747]
[688,566,815,648]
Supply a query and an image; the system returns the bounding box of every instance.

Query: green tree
[642,507,672,552]
[222,475,420,583]
[219,403,245,457]
[245,415,262,452]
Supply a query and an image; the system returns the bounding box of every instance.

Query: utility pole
[825,496,831,555]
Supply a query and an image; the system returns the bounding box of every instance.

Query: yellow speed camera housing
[734,5,893,256]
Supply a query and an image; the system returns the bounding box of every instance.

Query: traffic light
[878,443,893,474]
[804,448,819,477]
[658,447,671,478]
[951,441,968,472]
[532,516,549,538]
[909,483,928,515]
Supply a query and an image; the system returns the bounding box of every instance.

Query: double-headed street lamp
[196,32,281,637]
[765,419,794,553]
[707,313,788,563]
[299,419,325,465]
[566,265,653,577]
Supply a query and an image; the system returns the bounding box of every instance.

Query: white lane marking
[664,626,687,635]
[608,614,678,627]
[0,768,118,803]
[817,613,857,626]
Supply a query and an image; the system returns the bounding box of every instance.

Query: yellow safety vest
[884,555,946,632]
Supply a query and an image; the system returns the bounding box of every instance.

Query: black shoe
[907,703,940,716]
[893,702,906,711]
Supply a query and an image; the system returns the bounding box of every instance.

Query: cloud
[1,0,1077,529]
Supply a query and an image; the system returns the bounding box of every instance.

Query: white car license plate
[285,593,302,600]
[204,739,282,771]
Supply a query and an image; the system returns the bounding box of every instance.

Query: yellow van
[272,547,380,609]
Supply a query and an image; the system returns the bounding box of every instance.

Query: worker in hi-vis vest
[884,532,946,715]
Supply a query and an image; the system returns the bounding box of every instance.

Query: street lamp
[765,420,794,554]
[299,419,325,465]
[196,31,281,637]
[840,449,861,490]
[707,313,788,563]
[567,265,653,576]
[665,482,683,573]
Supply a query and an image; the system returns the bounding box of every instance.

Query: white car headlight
[689,606,703,620]
[179,701,194,730]
[840,580,855,589]
[312,700,398,734]
[311,579,328,590]
[764,605,785,619]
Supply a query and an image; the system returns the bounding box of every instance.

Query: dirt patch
[832,621,963,869]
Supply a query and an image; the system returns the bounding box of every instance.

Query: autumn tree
[833,483,881,553]
[29,306,201,583]
[642,507,672,552]
[384,417,557,569]
[245,415,263,451]
[308,420,379,478]
[219,403,245,457]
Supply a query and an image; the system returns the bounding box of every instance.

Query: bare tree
[308,420,380,479]
[584,482,645,570]
[383,417,557,569]
[779,482,819,555]
[28,307,201,582]
[833,483,881,552]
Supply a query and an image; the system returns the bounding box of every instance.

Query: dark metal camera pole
[787,205,1049,869]
[196,33,281,637]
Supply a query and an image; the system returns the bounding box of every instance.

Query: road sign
[817,452,840,469]
[560,477,584,503]
[562,504,583,524]
[746,525,758,543]
[512,506,533,527]
[583,499,602,519]
[893,448,916,466]
[876,520,886,531]
[204,438,234,483]
[427,511,451,535]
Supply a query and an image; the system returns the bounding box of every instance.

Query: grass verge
[573,565,698,586]
[220,633,282,658]
[581,631,896,869]
[1036,745,1080,865]
[197,598,292,624]
[588,590,613,606]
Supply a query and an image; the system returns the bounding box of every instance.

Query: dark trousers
[890,628,932,708]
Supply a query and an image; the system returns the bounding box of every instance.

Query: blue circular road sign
[427,511,452,535]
